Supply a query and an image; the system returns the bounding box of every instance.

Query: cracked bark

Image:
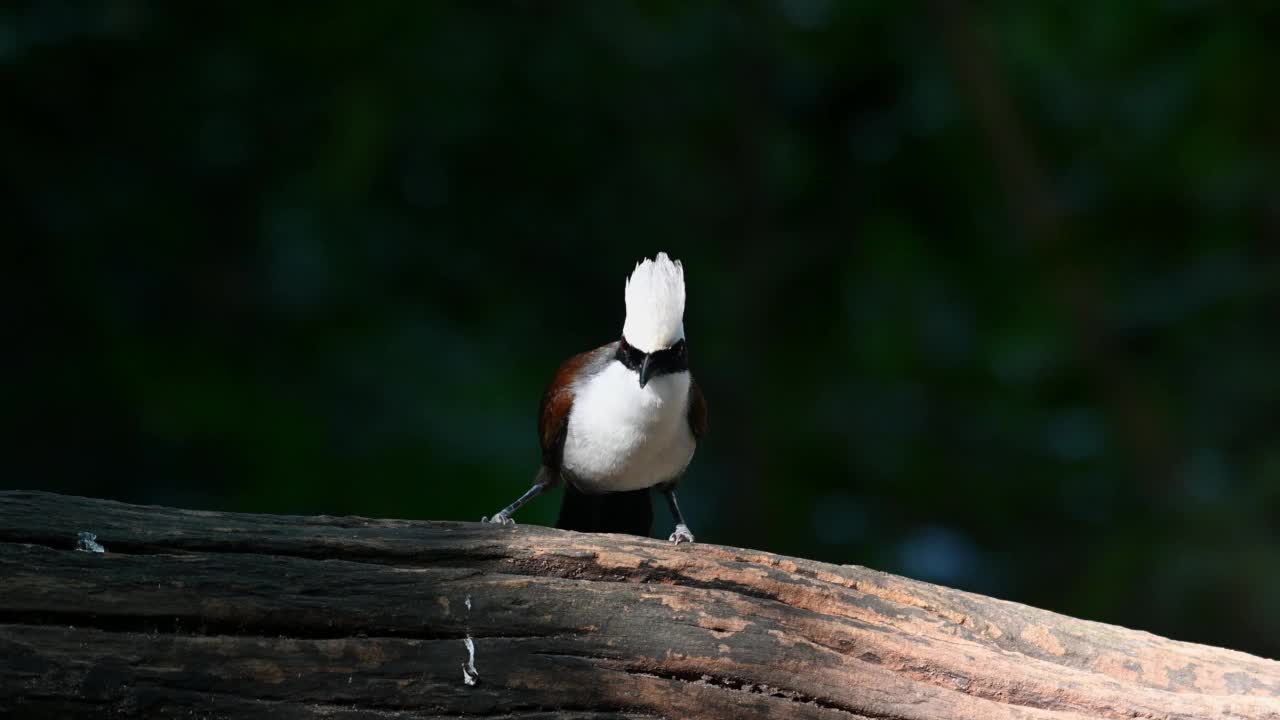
[0,492,1277,720]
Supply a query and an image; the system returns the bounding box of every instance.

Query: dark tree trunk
[0,491,1276,719]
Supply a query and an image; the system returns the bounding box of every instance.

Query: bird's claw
[669,523,695,545]
[482,513,516,527]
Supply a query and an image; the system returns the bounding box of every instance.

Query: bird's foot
[669,523,695,544]
[482,513,516,527]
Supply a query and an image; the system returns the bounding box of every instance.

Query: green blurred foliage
[5,2,1280,658]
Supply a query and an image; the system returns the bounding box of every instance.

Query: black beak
[638,354,654,388]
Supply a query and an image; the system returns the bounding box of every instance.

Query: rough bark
[0,491,1276,720]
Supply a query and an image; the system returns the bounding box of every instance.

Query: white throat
[561,361,695,494]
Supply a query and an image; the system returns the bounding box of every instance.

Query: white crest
[621,252,686,353]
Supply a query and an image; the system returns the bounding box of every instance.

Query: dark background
[6,2,1279,659]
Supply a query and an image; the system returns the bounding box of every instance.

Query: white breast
[561,362,696,494]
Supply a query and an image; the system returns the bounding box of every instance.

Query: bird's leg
[662,488,695,544]
[483,482,545,527]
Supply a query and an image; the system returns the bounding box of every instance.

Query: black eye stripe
[616,338,643,370]
[615,338,689,375]
[651,341,681,362]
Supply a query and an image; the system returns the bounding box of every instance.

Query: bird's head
[620,252,688,388]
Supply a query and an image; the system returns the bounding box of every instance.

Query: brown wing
[687,376,707,440]
[538,348,598,476]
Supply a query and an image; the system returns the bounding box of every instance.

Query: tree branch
[0,491,1276,719]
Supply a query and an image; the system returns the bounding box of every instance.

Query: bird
[483,252,706,544]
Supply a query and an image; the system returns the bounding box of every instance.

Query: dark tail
[556,484,653,537]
